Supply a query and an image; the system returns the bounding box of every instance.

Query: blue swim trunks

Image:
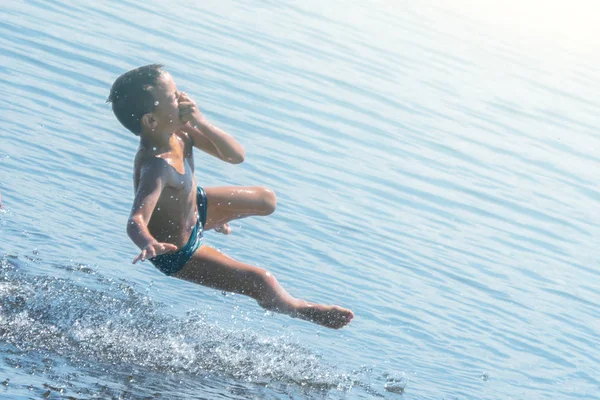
[149,187,208,276]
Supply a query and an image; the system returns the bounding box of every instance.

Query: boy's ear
[141,113,157,130]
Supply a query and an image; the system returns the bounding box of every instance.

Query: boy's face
[148,72,182,132]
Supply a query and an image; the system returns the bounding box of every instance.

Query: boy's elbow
[227,151,245,164]
[126,218,139,237]
[230,155,245,164]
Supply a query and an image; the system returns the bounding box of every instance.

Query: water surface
[1,1,599,399]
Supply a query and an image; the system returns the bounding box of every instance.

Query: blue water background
[1,0,599,399]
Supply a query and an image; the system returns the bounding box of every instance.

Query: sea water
[1,0,599,399]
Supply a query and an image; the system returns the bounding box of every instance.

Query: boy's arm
[127,161,177,263]
[178,93,245,164]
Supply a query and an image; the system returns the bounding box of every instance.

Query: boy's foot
[214,223,232,235]
[297,303,354,329]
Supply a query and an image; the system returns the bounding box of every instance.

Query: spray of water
[0,256,360,394]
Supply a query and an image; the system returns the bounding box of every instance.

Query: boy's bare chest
[163,154,195,191]
[134,136,195,193]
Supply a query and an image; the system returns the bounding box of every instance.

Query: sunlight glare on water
[440,0,600,53]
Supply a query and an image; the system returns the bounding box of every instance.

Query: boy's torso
[134,130,198,247]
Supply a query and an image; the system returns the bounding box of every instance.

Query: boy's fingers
[133,244,175,264]
[178,95,196,106]
[178,102,195,110]
[179,106,195,114]
[179,110,194,117]
[132,251,144,264]
[148,247,157,258]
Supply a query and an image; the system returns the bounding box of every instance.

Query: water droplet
[228,202,231,205]
[481,372,489,381]
[157,207,160,211]
[152,147,157,151]
[154,101,159,106]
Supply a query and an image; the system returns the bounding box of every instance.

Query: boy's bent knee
[259,187,276,215]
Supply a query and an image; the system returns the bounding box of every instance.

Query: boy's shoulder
[134,148,169,178]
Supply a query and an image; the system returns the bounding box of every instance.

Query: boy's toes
[215,223,232,235]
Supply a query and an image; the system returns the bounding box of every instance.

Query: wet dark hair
[107,64,166,135]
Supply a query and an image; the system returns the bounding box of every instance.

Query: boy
[107,64,354,329]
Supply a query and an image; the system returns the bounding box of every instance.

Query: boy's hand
[132,241,178,264]
[178,92,205,127]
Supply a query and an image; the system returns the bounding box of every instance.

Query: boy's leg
[173,246,354,329]
[203,186,276,231]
